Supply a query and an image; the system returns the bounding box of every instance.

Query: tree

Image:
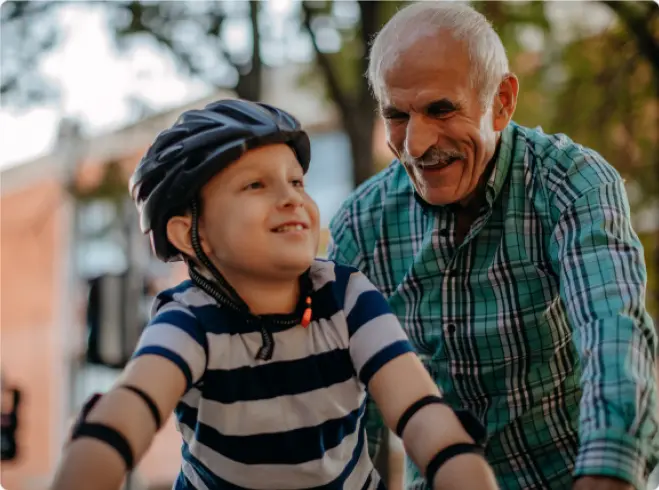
[300,1,406,187]
[1,1,263,105]
[109,1,263,102]
[540,3,659,318]
[0,2,61,107]
[600,0,659,318]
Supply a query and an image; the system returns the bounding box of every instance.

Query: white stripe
[182,458,210,490]
[173,286,216,307]
[309,259,338,291]
[344,272,376,315]
[205,312,349,371]
[179,420,364,489]
[190,380,364,436]
[340,432,376,490]
[155,301,197,317]
[349,313,408,376]
[137,323,206,382]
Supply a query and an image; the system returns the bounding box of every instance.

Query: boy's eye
[244,181,263,190]
[291,179,304,188]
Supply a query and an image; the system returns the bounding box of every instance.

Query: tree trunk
[345,110,377,187]
[234,0,261,101]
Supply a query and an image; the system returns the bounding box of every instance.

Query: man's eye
[384,111,409,121]
[427,102,457,117]
[244,181,263,190]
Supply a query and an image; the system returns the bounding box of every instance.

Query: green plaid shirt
[328,122,658,490]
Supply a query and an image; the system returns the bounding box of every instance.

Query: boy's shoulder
[150,279,215,317]
[310,259,371,310]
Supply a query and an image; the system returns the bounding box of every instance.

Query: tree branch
[357,0,379,108]
[301,1,352,117]
[601,1,659,88]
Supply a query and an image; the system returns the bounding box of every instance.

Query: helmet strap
[188,197,249,313]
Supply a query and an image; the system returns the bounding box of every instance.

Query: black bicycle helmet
[129,98,311,262]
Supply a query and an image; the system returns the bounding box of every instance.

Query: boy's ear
[166,214,214,258]
[166,215,196,258]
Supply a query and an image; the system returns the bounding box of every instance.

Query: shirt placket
[434,204,495,401]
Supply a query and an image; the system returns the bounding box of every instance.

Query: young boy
[50,99,498,490]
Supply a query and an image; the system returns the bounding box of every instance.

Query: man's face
[378,35,516,206]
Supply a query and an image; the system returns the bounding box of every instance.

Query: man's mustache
[402,147,466,168]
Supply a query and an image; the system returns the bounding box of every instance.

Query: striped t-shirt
[133,259,414,489]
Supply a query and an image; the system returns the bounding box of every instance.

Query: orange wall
[0,152,187,489]
[1,177,65,489]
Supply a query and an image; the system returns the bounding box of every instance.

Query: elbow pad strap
[71,422,134,470]
[426,443,485,487]
[119,385,162,430]
[395,395,488,446]
[395,395,446,438]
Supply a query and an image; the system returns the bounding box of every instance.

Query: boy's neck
[235,277,300,315]
[199,267,300,315]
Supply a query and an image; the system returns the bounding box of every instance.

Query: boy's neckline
[188,269,314,327]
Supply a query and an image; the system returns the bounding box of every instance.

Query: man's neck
[456,138,501,212]
[451,141,500,244]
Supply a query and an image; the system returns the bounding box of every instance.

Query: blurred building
[0,64,391,490]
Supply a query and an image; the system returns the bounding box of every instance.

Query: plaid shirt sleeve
[547,147,659,489]
[328,208,387,462]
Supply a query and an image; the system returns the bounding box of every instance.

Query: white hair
[367,2,510,107]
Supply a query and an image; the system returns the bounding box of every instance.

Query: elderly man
[328,3,659,490]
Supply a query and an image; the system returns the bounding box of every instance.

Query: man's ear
[492,73,519,132]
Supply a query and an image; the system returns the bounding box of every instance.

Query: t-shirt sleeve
[132,296,208,392]
[343,269,414,386]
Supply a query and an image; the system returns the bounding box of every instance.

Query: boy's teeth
[276,224,304,232]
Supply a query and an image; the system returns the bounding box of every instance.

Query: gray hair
[367,2,510,107]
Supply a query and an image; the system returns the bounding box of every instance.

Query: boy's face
[197,144,320,282]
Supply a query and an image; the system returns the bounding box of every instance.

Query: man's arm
[547,151,659,490]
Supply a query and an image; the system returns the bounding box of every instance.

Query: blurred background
[0,1,657,489]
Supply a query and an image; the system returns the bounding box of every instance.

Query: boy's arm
[50,301,207,490]
[327,219,388,463]
[344,270,499,490]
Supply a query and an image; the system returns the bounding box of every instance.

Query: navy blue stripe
[312,402,369,490]
[203,348,354,403]
[132,346,193,390]
[173,471,196,490]
[361,471,372,490]
[359,340,414,385]
[310,280,341,323]
[193,401,366,465]
[346,290,392,337]
[181,443,253,490]
[150,309,206,346]
[332,265,356,311]
[179,405,373,489]
[175,401,198,432]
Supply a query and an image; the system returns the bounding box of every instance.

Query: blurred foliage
[1,0,658,315]
[300,1,408,187]
[640,232,658,319]
[0,1,61,106]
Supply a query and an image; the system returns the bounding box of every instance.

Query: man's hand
[573,476,634,490]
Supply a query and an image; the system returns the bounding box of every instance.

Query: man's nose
[405,114,436,159]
